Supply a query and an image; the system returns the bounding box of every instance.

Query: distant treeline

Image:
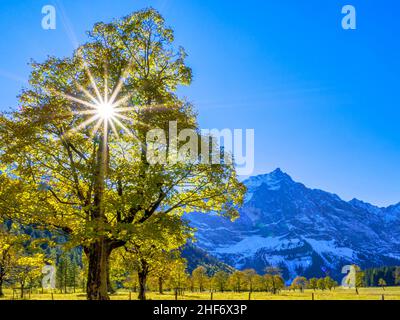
[363,266,400,287]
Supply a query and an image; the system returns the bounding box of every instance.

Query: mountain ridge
[185,169,400,281]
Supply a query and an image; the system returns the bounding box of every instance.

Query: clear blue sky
[0,0,399,206]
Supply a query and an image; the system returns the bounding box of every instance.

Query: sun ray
[104,120,108,140]
[75,52,104,104]
[111,116,134,137]
[91,118,104,137]
[112,92,135,108]
[113,113,135,122]
[56,60,147,142]
[114,113,151,130]
[72,109,99,116]
[108,119,120,139]
[104,64,109,104]
[61,93,98,109]
[108,59,135,105]
[108,78,125,105]
[64,114,100,137]
[103,120,109,160]
[87,69,104,104]
[113,106,136,113]
[76,83,99,104]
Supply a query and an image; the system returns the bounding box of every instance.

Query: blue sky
[0,0,399,206]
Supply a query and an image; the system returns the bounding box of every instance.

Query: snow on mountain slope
[383,203,400,223]
[186,169,400,281]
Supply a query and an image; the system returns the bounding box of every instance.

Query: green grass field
[1,287,400,300]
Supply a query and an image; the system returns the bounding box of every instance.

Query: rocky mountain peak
[186,169,400,281]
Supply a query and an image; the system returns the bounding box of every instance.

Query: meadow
[1,287,399,301]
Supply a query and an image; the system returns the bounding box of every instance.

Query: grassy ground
[1,287,400,300]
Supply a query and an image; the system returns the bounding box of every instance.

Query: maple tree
[0,8,244,300]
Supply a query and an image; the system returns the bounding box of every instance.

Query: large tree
[0,9,244,300]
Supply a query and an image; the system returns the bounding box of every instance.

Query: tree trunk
[73,269,76,293]
[85,134,111,301]
[138,270,148,300]
[106,254,116,295]
[158,277,163,294]
[0,278,4,297]
[86,239,111,300]
[64,261,67,294]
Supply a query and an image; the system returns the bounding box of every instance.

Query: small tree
[228,271,246,293]
[252,275,265,292]
[243,269,257,293]
[291,276,308,292]
[192,266,208,292]
[0,226,26,297]
[113,214,189,300]
[123,274,138,293]
[264,267,284,294]
[11,254,45,298]
[378,278,386,291]
[56,254,68,293]
[152,257,181,295]
[212,271,229,292]
[308,278,318,291]
[0,174,30,297]
[393,267,400,286]
[317,278,326,291]
[355,266,365,294]
[324,276,337,291]
[55,251,81,294]
[168,261,189,297]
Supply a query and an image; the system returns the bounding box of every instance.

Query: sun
[97,102,116,120]
[56,65,136,139]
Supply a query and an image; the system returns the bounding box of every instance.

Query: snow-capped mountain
[186,169,400,281]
